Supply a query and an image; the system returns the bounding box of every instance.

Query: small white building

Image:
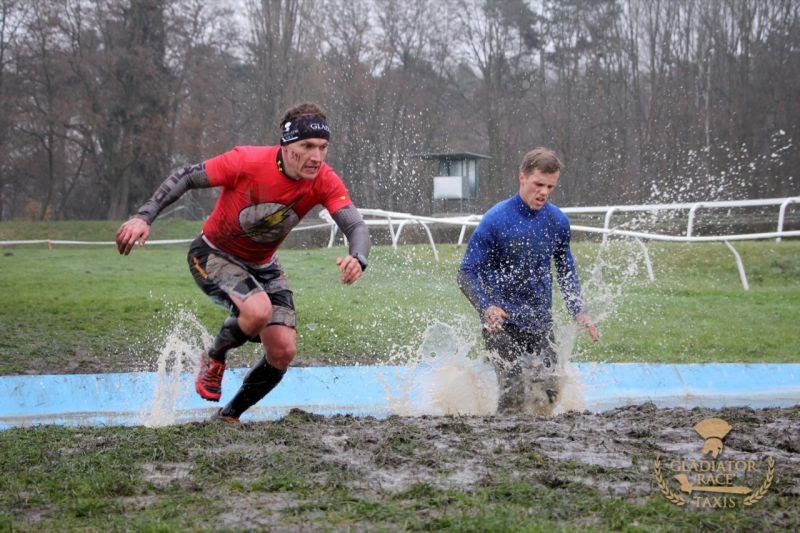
[419,152,490,212]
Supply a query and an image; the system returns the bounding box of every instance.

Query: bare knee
[262,326,296,370]
[267,344,296,370]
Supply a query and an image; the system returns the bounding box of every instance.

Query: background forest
[0,0,798,221]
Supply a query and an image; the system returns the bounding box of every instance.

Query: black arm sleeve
[331,205,370,259]
[134,163,211,224]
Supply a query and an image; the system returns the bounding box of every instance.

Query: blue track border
[1,363,798,429]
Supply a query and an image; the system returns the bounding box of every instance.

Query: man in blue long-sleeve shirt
[458,147,600,413]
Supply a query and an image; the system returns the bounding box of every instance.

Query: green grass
[0,218,201,241]
[1,220,799,374]
[572,239,800,363]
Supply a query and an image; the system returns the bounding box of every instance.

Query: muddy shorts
[483,325,557,376]
[187,235,296,328]
[484,325,559,411]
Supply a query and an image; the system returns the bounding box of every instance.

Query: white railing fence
[315,197,800,290]
[2,197,798,290]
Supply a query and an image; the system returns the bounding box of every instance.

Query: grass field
[1,222,798,530]
[1,220,799,374]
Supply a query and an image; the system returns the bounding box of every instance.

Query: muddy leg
[484,329,527,414]
[496,365,526,414]
[527,333,560,407]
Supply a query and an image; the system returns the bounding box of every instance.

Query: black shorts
[187,236,296,328]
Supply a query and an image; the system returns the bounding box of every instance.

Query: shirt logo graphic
[239,200,301,243]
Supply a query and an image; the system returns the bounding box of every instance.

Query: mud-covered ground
[2,403,799,530]
[238,404,800,500]
[160,404,800,529]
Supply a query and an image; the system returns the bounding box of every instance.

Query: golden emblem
[653,417,775,509]
[693,417,732,459]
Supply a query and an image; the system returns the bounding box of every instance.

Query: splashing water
[383,320,593,417]
[141,308,212,427]
[382,235,650,417]
[134,235,646,422]
[384,321,499,416]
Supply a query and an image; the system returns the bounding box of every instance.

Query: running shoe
[195,351,225,401]
[210,408,240,424]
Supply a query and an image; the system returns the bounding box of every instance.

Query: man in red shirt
[115,103,370,422]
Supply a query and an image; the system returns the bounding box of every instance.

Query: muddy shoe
[210,408,239,424]
[544,388,559,404]
[195,351,225,402]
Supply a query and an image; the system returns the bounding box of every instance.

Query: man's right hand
[115,217,151,255]
[483,305,508,333]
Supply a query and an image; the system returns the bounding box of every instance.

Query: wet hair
[279,103,327,128]
[519,147,563,175]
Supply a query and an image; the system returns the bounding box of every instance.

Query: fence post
[723,240,749,290]
[777,197,798,243]
[687,203,702,238]
[602,207,616,244]
[633,238,655,282]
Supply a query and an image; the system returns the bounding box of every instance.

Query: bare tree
[0,0,24,219]
[245,0,309,140]
[59,0,170,219]
[311,0,456,212]
[163,0,243,160]
[12,1,76,219]
[366,0,453,212]
[452,0,541,208]
[2,0,797,220]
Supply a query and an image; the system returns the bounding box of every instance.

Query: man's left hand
[336,255,363,285]
[575,313,601,342]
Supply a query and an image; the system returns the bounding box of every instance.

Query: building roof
[415,152,491,161]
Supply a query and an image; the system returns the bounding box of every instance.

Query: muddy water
[380,321,591,418]
[136,404,800,509]
[139,249,798,504]
[377,238,651,418]
[144,317,587,423]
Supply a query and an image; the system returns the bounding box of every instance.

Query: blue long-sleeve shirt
[458,194,585,334]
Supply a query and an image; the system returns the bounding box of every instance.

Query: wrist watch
[352,253,368,271]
